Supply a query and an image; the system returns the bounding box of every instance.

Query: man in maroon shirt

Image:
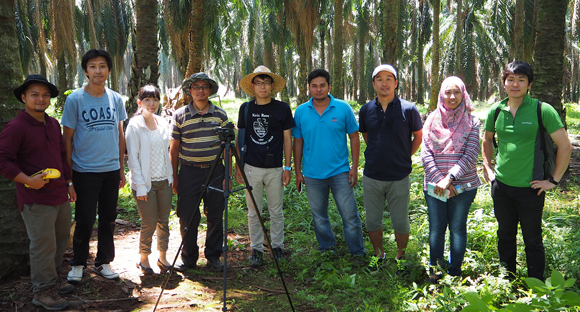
[0,75,76,311]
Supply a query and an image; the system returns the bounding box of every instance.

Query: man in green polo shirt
[482,61,572,280]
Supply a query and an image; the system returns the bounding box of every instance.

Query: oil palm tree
[0,0,28,278]
[125,0,160,118]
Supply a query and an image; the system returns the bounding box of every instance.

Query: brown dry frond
[86,0,98,48]
[50,0,76,60]
[286,0,319,51]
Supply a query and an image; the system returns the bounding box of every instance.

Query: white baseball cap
[372,64,398,80]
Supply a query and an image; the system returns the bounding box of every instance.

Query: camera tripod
[154,122,295,312]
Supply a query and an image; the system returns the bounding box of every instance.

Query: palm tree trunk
[455,0,463,76]
[331,0,343,99]
[297,31,308,105]
[382,0,398,64]
[126,0,160,119]
[429,0,440,111]
[186,0,205,76]
[511,0,525,61]
[0,0,29,279]
[358,35,367,104]
[531,0,567,124]
[319,21,326,69]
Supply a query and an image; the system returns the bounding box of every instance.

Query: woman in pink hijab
[421,76,481,283]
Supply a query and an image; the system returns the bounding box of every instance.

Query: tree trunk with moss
[331,0,343,99]
[531,0,567,124]
[429,0,440,111]
[382,0,398,64]
[186,0,205,77]
[126,0,160,120]
[0,0,29,279]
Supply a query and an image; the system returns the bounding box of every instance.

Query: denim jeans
[425,189,477,276]
[492,179,545,280]
[304,172,365,256]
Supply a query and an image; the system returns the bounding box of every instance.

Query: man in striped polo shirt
[170,73,229,272]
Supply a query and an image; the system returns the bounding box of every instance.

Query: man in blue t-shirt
[293,69,365,258]
[62,49,127,283]
[235,66,295,267]
[359,64,423,273]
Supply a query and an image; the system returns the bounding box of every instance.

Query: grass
[51,97,580,311]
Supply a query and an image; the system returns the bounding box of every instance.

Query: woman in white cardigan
[126,85,173,274]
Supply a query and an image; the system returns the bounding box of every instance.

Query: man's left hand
[530,179,556,195]
[119,171,126,189]
[68,185,77,203]
[282,170,291,186]
[349,166,358,187]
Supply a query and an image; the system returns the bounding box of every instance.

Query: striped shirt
[421,120,482,191]
[172,102,229,164]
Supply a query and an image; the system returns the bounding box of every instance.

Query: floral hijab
[423,76,476,154]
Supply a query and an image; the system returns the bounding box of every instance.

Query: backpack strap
[492,107,501,149]
[537,100,548,161]
[238,100,252,166]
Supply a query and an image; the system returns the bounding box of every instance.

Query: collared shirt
[0,110,71,210]
[172,101,229,164]
[359,96,423,181]
[292,95,359,179]
[484,94,563,187]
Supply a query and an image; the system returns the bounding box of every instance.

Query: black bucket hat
[13,74,59,103]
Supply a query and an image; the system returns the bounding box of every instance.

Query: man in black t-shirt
[236,66,295,267]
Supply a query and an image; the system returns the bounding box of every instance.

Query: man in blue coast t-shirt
[359,64,423,273]
[293,69,365,258]
[62,49,127,283]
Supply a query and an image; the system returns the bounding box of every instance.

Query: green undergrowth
[92,98,580,311]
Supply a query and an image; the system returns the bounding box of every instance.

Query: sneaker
[57,282,75,295]
[250,249,264,267]
[207,257,224,272]
[395,257,409,276]
[33,285,69,310]
[272,248,284,262]
[365,255,386,274]
[174,260,197,272]
[67,265,83,283]
[428,273,443,284]
[93,264,119,279]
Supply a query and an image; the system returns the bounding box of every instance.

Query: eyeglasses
[191,85,210,91]
[253,82,272,87]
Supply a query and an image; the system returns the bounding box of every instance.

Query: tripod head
[213,122,236,143]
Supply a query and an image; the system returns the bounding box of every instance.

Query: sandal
[137,262,154,275]
[157,259,172,273]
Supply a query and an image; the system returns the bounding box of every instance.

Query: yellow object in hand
[25,168,61,188]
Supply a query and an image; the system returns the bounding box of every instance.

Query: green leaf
[561,291,580,306]
[464,292,490,312]
[565,278,577,288]
[524,277,549,295]
[551,270,565,289]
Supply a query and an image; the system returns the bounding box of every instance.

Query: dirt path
[0,220,271,311]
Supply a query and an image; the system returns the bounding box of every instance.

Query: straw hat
[181,72,219,96]
[240,66,286,97]
[13,74,59,103]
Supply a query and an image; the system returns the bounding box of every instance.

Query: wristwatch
[67,181,73,186]
[284,166,292,171]
[548,177,559,185]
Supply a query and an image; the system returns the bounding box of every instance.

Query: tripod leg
[230,145,295,312]
[154,147,224,311]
